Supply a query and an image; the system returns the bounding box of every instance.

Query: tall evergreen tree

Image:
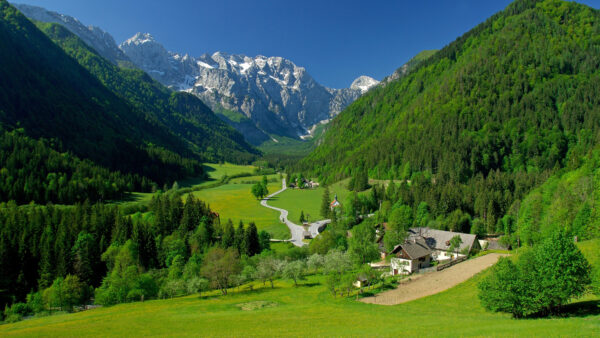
[243,222,260,256]
[234,221,245,254]
[71,232,95,286]
[321,187,331,219]
[221,219,235,248]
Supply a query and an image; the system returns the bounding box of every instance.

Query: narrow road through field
[361,253,508,305]
[260,178,329,247]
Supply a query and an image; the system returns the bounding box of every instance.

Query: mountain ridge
[119,32,379,143]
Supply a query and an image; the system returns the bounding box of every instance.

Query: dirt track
[361,253,507,305]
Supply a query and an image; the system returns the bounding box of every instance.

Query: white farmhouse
[407,227,480,261]
[390,237,432,275]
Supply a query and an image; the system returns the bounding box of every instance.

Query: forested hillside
[0,129,152,204]
[36,21,258,164]
[0,1,257,196]
[302,0,600,237]
[514,147,600,245]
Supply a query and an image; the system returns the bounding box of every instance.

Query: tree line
[0,191,272,318]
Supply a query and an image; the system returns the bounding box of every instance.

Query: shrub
[478,230,591,318]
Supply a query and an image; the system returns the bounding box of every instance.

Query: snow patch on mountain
[351,75,379,94]
[118,32,378,142]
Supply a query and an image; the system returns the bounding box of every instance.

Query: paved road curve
[260,179,329,247]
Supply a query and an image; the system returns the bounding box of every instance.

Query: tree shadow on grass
[552,300,600,318]
[526,300,600,319]
[299,282,320,288]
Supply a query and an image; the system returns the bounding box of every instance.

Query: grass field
[2,240,598,336]
[179,163,257,188]
[188,175,289,239]
[269,179,369,223]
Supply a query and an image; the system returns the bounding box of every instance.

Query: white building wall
[390,258,415,275]
[432,250,465,261]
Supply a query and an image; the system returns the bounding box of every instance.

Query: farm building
[406,227,480,260]
[389,237,432,275]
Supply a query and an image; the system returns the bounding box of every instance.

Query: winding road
[260,179,330,247]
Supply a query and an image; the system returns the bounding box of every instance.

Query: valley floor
[1,271,596,337]
[1,241,598,337]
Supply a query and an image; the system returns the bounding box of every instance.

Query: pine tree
[243,222,260,256]
[221,219,235,248]
[321,187,331,219]
[234,221,245,254]
[180,194,196,232]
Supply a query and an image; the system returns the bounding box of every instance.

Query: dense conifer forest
[0,129,153,204]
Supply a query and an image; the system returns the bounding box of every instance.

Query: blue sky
[14,0,600,88]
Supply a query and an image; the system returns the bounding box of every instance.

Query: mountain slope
[35,21,258,163]
[515,146,600,245]
[13,3,131,66]
[0,1,239,186]
[303,0,600,227]
[119,33,379,143]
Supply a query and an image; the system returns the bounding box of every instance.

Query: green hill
[302,0,600,233]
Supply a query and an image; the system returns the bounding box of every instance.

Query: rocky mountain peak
[350,75,379,94]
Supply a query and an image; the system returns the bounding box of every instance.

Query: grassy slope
[189,175,288,239]
[2,240,597,336]
[269,179,368,223]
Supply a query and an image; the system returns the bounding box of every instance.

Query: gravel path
[361,253,508,305]
[260,179,329,247]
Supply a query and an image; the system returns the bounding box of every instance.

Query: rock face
[120,33,379,142]
[14,3,131,66]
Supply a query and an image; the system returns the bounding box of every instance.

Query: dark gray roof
[408,227,479,253]
[392,237,432,259]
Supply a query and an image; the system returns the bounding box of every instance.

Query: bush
[478,230,591,318]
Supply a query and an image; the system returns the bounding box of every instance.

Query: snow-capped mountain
[351,76,380,94]
[15,3,379,144]
[120,33,379,143]
[14,3,131,66]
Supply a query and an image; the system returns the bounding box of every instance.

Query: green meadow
[180,162,258,188]
[269,179,369,223]
[188,175,289,239]
[2,240,598,337]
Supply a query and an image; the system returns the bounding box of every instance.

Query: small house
[390,237,432,275]
[303,230,312,239]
